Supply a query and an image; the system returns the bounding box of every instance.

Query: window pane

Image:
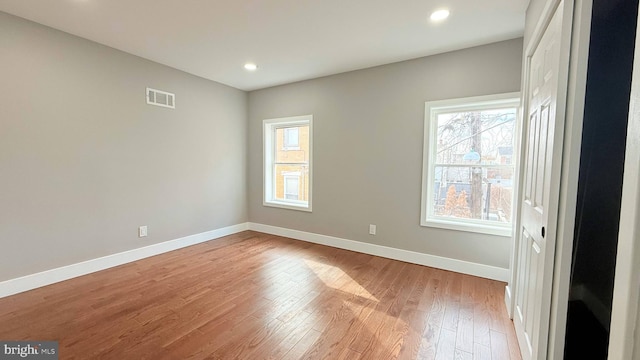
[422,96,518,234]
[436,109,516,166]
[264,116,312,211]
[274,125,309,203]
[274,164,308,203]
[432,166,513,223]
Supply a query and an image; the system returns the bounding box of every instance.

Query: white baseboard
[505,285,514,318]
[248,222,509,281]
[570,284,611,331]
[0,223,249,298]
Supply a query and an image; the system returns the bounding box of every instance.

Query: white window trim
[263,115,313,212]
[420,92,520,237]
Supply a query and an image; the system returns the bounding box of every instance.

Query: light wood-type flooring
[0,231,521,359]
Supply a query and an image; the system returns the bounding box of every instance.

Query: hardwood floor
[0,231,522,359]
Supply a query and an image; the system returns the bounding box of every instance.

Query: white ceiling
[0,0,529,91]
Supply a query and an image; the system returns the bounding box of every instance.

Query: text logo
[1,341,58,359]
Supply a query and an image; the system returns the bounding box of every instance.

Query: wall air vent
[146,87,175,109]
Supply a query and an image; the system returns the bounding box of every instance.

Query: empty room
[2,0,640,359]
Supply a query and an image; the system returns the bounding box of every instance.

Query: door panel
[514,3,565,360]
[524,111,538,205]
[516,229,531,324]
[535,104,550,211]
[527,238,541,336]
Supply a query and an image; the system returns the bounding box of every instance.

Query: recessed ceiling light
[244,63,258,71]
[430,9,450,22]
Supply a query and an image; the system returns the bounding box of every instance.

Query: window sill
[263,200,312,212]
[421,218,512,237]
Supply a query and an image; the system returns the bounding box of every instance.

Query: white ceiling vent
[146,87,175,109]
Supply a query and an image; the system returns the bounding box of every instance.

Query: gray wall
[248,38,523,269]
[0,12,248,282]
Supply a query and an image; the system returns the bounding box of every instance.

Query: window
[421,93,520,236]
[264,115,312,211]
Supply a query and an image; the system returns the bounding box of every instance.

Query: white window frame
[263,115,312,212]
[420,93,520,237]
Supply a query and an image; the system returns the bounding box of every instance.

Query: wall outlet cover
[139,226,148,237]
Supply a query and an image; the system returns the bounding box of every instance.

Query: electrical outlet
[139,226,148,238]
[369,224,376,235]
